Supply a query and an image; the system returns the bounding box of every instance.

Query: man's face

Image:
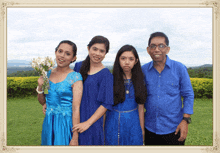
[147,36,170,64]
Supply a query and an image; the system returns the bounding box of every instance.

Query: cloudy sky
[7,8,212,67]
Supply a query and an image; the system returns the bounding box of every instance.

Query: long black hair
[55,40,77,63]
[113,45,147,105]
[80,35,110,82]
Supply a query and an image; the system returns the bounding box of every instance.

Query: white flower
[32,56,55,94]
[42,69,46,78]
[46,61,50,67]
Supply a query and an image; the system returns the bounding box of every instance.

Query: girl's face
[55,43,76,68]
[88,43,106,64]
[119,51,138,74]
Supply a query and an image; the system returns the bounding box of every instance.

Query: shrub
[7,77,213,98]
[190,78,213,98]
[7,77,39,98]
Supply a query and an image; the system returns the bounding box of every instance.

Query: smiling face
[119,51,138,74]
[88,43,106,64]
[147,36,170,64]
[55,43,76,68]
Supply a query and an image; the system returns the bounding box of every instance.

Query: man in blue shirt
[142,32,194,145]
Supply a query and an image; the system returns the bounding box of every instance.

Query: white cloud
[7,8,212,67]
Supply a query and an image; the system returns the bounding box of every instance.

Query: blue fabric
[141,55,194,135]
[74,61,114,145]
[41,69,83,145]
[105,80,143,145]
[73,62,82,73]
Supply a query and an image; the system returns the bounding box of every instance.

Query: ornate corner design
[202,132,219,153]
[0,1,19,22]
[1,133,19,153]
[201,1,220,20]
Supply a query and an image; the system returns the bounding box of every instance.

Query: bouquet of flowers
[31,57,55,94]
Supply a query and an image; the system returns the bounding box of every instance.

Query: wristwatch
[182,117,191,124]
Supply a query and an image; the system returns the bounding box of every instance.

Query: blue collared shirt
[142,55,194,135]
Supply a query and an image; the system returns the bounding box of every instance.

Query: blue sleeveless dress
[74,61,114,145]
[105,79,143,145]
[41,69,82,145]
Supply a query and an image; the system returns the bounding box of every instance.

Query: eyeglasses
[149,44,168,51]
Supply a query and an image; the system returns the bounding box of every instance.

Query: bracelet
[36,86,44,94]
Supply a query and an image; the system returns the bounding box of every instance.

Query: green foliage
[7,77,39,98]
[188,67,213,78]
[7,70,40,77]
[7,77,213,98]
[7,65,212,78]
[190,78,213,98]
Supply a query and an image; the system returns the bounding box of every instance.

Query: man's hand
[175,120,188,141]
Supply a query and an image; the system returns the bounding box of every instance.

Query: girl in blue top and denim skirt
[105,45,147,145]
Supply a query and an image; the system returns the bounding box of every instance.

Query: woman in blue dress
[105,45,147,145]
[72,35,113,145]
[37,40,83,145]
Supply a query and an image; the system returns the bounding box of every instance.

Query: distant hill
[7,67,34,75]
[189,64,212,69]
[187,64,212,78]
[7,60,31,67]
[7,65,112,76]
[7,64,212,78]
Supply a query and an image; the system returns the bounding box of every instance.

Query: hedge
[7,77,39,98]
[7,77,213,98]
[190,78,213,98]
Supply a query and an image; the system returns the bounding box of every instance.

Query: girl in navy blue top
[72,36,113,145]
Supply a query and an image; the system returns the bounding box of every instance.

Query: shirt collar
[148,55,171,70]
[165,55,171,69]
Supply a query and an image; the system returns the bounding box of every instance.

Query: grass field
[7,97,213,146]
[185,98,213,146]
[7,96,44,146]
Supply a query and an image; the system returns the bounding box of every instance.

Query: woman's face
[55,43,76,68]
[88,43,106,64]
[119,51,138,74]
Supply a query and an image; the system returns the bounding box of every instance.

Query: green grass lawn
[7,97,213,146]
[7,96,45,146]
[185,98,213,146]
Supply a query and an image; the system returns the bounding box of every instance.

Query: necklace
[124,79,132,94]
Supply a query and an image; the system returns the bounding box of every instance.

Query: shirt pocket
[165,81,179,96]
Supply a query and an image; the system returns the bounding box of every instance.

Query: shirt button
[159,75,161,77]
[158,96,159,98]
[158,85,160,87]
